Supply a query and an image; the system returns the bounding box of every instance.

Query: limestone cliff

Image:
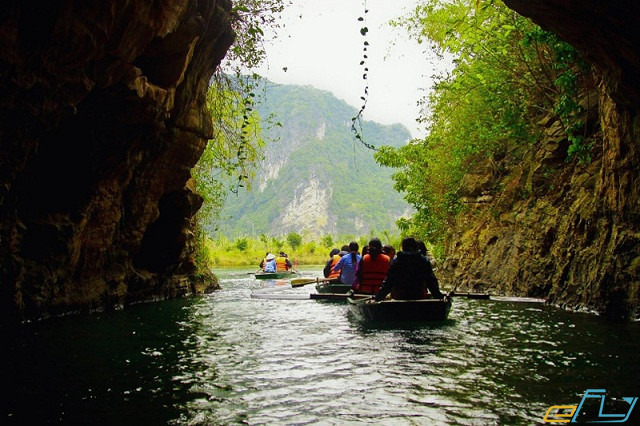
[0,1,234,324]
[443,1,640,319]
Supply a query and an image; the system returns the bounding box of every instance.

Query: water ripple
[168,270,640,424]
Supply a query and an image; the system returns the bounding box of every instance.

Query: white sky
[253,0,451,139]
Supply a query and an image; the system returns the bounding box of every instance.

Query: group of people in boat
[259,251,293,273]
[323,237,445,301]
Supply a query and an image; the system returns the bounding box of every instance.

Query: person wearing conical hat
[260,252,277,272]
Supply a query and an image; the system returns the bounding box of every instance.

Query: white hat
[266,253,276,260]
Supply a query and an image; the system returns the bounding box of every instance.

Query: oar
[291,277,331,288]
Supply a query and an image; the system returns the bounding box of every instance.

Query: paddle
[291,277,331,288]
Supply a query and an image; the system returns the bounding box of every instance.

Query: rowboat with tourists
[254,252,299,279]
[347,295,453,322]
[254,270,299,280]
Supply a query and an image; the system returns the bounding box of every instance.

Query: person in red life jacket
[323,248,342,282]
[354,238,390,294]
[275,251,292,271]
[374,237,444,301]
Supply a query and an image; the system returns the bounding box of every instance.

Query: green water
[5,267,640,424]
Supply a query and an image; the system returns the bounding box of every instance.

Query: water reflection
[6,267,640,425]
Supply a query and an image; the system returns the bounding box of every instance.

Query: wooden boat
[254,270,298,280]
[310,292,370,302]
[347,296,452,322]
[315,281,352,294]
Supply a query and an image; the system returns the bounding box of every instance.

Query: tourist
[262,253,276,273]
[416,239,437,269]
[331,241,361,286]
[374,237,444,301]
[382,244,396,260]
[323,248,342,281]
[275,251,293,271]
[354,238,390,294]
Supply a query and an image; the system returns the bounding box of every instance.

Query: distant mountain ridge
[216,81,412,238]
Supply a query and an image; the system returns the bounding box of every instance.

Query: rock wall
[443,1,640,319]
[0,1,234,325]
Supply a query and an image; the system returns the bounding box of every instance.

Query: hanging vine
[350,1,377,150]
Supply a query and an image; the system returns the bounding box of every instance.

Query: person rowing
[374,237,444,301]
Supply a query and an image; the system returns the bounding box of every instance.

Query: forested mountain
[214,82,412,238]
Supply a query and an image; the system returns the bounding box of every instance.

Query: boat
[315,280,352,294]
[310,292,370,302]
[254,270,299,280]
[347,296,452,322]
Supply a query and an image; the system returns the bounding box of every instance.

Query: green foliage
[235,238,249,252]
[204,233,400,267]
[321,235,334,248]
[286,232,302,251]
[378,0,593,249]
[192,0,289,276]
[194,82,265,233]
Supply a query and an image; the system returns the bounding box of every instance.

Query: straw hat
[266,253,276,260]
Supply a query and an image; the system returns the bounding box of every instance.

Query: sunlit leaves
[376,0,592,248]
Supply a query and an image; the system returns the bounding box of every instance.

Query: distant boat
[347,296,452,322]
[254,270,298,280]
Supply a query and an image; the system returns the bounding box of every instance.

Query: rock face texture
[0,1,234,324]
[443,1,640,318]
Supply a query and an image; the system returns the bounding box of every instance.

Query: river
[5,266,640,425]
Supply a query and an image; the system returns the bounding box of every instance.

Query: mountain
[215,81,413,238]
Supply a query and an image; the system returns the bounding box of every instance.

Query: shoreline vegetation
[200,233,411,268]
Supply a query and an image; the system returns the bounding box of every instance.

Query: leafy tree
[235,238,249,252]
[377,0,593,248]
[271,237,284,251]
[192,0,289,274]
[286,232,302,251]
[259,233,269,248]
[321,235,334,248]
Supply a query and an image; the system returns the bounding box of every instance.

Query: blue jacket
[264,259,276,273]
[332,252,361,285]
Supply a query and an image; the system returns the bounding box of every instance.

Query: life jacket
[358,253,390,294]
[275,256,289,271]
[328,254,341,280]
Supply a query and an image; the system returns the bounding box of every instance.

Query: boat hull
[315,281,352,294]
[254,271,298,279]
[348,297,452,322]
[310,292,370,302]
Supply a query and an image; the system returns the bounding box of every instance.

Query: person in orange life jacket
[326,244,350,281]
[262,253,277,273]
[323,248,342,281]
[331,241,361,286]
[275,251,292,271]
[354,238,390,294]
[374,237,444,301]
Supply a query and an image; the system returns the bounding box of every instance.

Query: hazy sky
[254,0,450,139]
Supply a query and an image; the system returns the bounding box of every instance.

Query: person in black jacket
[374,237,444,301]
